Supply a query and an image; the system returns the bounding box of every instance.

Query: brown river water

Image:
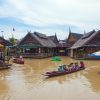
[0,57,100,100]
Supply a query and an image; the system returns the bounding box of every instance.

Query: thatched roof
[34,32,47,39]
[70,32,83,41]
[71,30,99,49]
[32,32,56,47]
[48,34,59,45]
[0,37,12,46]
[67,32,83,48]
[19,32,56,48]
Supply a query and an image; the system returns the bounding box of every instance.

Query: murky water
[0,57,100,100]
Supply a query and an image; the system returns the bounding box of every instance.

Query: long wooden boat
[13,58,24,64]
[43,67,85,77]
[0,63,12,70]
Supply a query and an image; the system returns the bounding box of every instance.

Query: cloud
[0,0,100,39]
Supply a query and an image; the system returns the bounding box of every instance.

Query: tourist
[58,65,65,72]
[80,61,85,68]
[19,55,24,61]
[58,65,62,72]
[68,63,74,71]
[63,65,67,71]
[74,62,79,70]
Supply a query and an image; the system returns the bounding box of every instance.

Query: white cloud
[0,0,100,39]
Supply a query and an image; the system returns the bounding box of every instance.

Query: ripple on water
[0,57,100,100]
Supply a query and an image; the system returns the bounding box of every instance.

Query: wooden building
[48,34,68,56]
[67,30,83,56]
[48,34,60,56]
[0,37,12,57]
[58,39,67,56]
[0,37,12,46]
[18,32,56,58]
[0,37,12,65]
[70,30,100,59]
[48,33,59,45]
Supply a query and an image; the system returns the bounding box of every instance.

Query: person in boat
[68,63,74,72]
[18,55,24,62]
[63,65,67,71]
[58,65,66,72]
[74,62,79,70]
[80,61,85,68]
[58,65,63,72]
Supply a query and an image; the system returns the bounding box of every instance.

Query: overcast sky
[0,0,100,39]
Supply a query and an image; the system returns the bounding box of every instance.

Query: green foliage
[9,37,16,46]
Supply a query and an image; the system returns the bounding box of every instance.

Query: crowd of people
[58,61,85,72]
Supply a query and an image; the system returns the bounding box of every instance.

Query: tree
[9,37,16,46]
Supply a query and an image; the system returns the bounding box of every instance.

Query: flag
[13,28,15,31]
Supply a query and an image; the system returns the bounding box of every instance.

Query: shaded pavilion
[66,29,83,56]
[70,30,100,59]
[18,32,56,58]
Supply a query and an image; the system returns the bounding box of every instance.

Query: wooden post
[70,49,73,58]
[38,48,41,53]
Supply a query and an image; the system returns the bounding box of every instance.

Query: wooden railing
[21,53,54,58]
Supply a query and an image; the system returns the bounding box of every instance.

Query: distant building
[70,30,100,59]
[48,34,68,56]
[48,33,59,46]
[0,37,12,59]
[58,39,68,56]
[18,32,56,58]
[48,33,60,56]
[67,31,83,48]
[59,39,67,47]
[67,29,83,56]
[0,37,12,46]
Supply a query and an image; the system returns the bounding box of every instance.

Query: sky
[0,0,100,40]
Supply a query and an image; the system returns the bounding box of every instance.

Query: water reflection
[0,57,100,100]
[83,65,100,93]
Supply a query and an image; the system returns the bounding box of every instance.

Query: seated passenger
[74,62,79,70]
[80,61,85,68]
[58,65,62,72]
[68,63,74,72]
[62,65,68,71]
[68,63,74,68]
[18,55,24,61]
[58,65,65,72]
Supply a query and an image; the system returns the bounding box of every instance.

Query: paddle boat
[13,56,24,64]
[43,62,85,77]
[0,62,12,70]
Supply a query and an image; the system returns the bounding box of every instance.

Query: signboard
[59,50,65,53]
